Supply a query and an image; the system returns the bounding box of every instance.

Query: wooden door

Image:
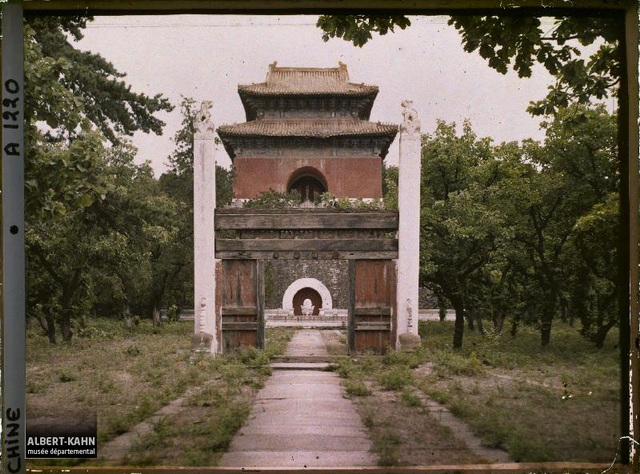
[348,260,396,354]
[219,259,264,352]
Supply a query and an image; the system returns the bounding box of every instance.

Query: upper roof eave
[237,84,380,97]
[216,119,399,138]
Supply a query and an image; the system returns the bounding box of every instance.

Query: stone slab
[219,329,375,468]
[262,371,342,384]
[252,400,361,417]
[255,386,344,400]
[220,450,376,468]
[284,330,330,358]
[271,362,333,370]
[237,425,370,437]
[228,434,372,451]
[245,414,364,428]
[264,375,341,385]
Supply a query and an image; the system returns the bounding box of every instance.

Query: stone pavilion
[217,61,398,204]
[193,62,422,354]
[216,62,398,320]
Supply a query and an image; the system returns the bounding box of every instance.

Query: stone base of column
[191,331,214,352]
[398,332,422,350]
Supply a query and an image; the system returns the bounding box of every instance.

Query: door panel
[219,260,264,352]
[348,260,396,354]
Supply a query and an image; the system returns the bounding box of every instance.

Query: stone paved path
[219,329,376,468]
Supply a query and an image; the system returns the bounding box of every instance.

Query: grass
[124,379,254,466]
[344,378,372,397]
[333,320,621,463]
[123,327,294,466]
[25,318,293,467]
[26,317,620,465]
[375,429,403,466]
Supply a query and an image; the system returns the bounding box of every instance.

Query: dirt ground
[352,385,486,465]
[320,329,491,465]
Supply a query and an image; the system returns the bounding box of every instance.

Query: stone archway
[282,278,333,312]
[292,287,322,316]
[287,167,328,203]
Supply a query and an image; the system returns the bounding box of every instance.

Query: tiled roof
[217,119,398,138]
[238,62,378,96]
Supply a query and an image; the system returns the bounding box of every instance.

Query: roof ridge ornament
[267,61,278,82]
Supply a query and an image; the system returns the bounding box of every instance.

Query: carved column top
[400,99,420,137]
[195,100,215,139]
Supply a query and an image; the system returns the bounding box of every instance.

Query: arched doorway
[289,175,326,203]
[287,167,328,203]
[282,278,333,312]
[292,287,322,316]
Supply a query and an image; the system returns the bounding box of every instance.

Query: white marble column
[193,101,218,354]
[396,100,422,350]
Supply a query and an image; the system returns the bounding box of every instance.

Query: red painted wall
[233,156,383,199]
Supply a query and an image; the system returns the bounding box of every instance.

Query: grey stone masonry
[266,259,348,309]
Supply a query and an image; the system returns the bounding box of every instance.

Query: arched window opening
[288,175,326,203]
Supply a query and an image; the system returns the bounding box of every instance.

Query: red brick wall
[233,157,383,199]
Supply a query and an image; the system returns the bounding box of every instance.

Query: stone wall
[265,259,349,309]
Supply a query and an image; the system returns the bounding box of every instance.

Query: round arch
[287,166,328,202]
[282,278,333,310]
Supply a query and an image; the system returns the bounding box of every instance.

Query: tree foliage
[448,15,621,116]
[316,14,622,347]
[26,16,173,142]
[23,16,177,342]
[419,106,619,348]
[316,15,411,47]
[26,136,189,342]
[23,18,238,342]
[420,120,506,348]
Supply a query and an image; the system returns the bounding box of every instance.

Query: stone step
[271,362,334,371]
[272,355,342,363]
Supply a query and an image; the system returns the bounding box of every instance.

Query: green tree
[316,15,411,47]
[26,131,111,342]
[497,105,618,346]
[568,194,619,347]
[88,144,186,325]
[27,136,193,341]
[498,147,573,347]
[545,105,619,347]
[22,16,174,341]
[382,164,399,209]
[420,120,505,349]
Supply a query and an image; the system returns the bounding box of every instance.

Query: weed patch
[335,320,619,464]
[400,389,423,408]
[57,368,77,383]
[26,320,293,467]
[344,379,372,397]
[379,365,414,390]
[376,430,402,466]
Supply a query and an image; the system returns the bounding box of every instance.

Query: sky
[78,14,557,176]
